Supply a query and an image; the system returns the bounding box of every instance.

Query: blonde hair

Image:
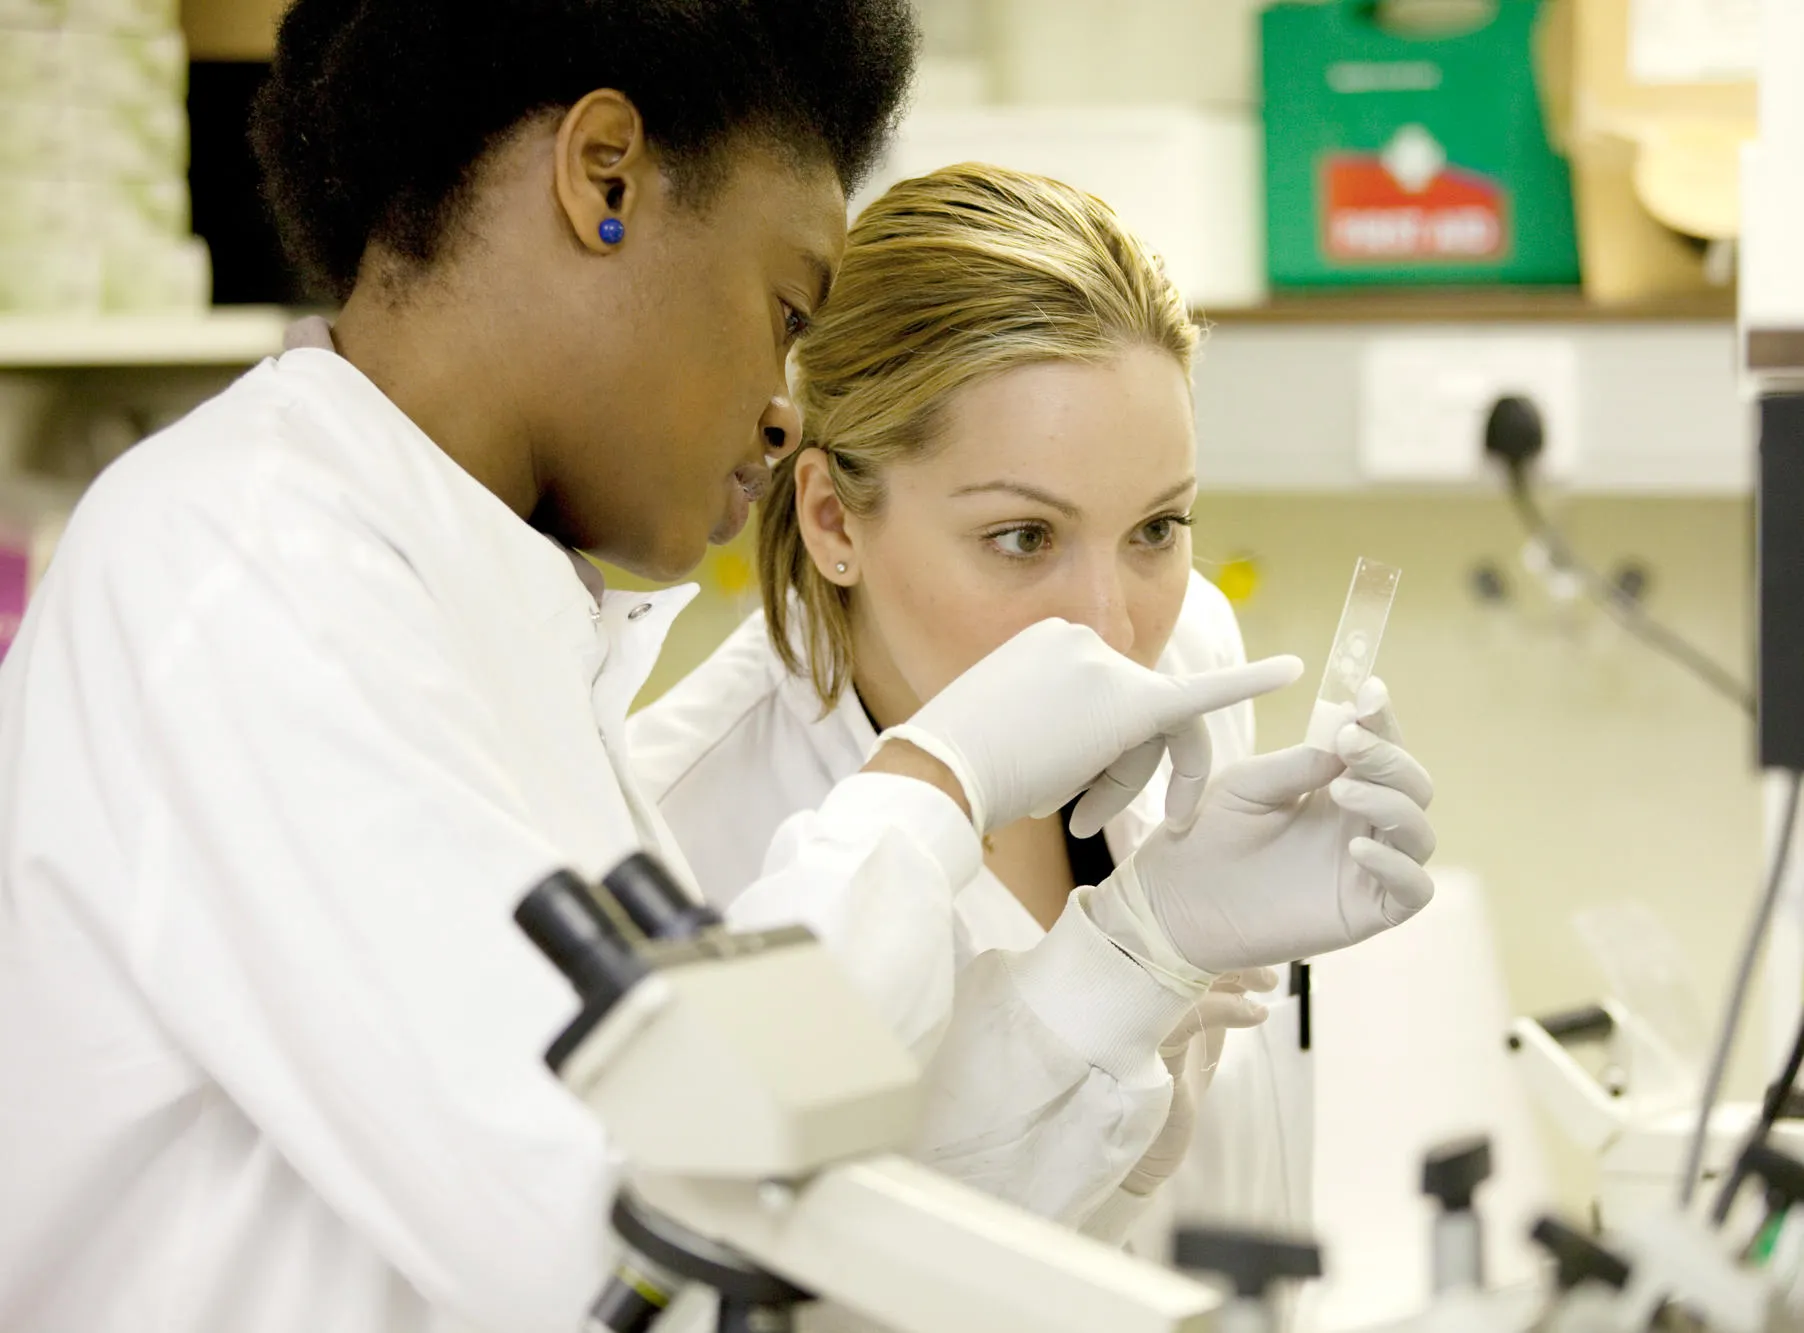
[758,162,1200,707]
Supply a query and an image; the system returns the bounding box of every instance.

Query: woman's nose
[1071,569,1135,658]
[760,394,802,462]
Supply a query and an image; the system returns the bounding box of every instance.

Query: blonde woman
[630,165,1437,1246]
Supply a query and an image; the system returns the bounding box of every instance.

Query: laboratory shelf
[1204,287,1736,326]
[0,301,1750,496]
[0,308,293,369]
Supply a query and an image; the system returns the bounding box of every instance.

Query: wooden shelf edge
[0,308,294,369]
[1201,287,1737,325]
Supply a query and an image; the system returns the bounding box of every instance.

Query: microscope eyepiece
[603,852,721,942]
[514,869,647,1010]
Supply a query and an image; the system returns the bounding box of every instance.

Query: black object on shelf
[188,61,309,306]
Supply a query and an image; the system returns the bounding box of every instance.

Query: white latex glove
[881,619,1303,836]
[1098,677,1436,975]
[1120,968,1277,1198]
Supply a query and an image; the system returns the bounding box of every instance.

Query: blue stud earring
[598,217,626,245]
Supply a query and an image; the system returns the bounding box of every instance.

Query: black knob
[1484,396,1545,472]
[1174,1226,1324,1299]
[1739,1143,1804,1210]
[1530,1216,1631,1292]
[1423,1135,1493,1212]
[605,852,721,942]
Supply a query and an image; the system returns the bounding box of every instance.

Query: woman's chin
[710,476,752,546]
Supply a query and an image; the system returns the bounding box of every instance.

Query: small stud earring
[835,562,848,575]
[598,217,625,245]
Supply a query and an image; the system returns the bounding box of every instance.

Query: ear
[793,448,858,586]
[554,89,658,255]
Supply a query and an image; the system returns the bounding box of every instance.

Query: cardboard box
[181,0,285,61]
[1536,0,1755,304]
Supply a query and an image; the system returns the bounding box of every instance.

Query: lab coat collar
[273,324,698,719]
[591,583,699,730]
[276,321,593,635]
[271,344,578,613]
[768,602,882,775]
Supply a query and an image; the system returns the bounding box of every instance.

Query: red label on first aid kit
[0,541,28,664]
[1320,155,1508,262]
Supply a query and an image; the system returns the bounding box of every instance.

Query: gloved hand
[879,619,1303,836]
[1121,968,1277,1198]
[1097,677,1436,975]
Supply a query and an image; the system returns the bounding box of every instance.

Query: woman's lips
[712,462,772,544]
[734,462,772,502]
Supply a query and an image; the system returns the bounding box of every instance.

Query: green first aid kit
[1261,0,1580,288]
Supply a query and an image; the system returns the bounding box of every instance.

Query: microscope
[514,851,1230,1333]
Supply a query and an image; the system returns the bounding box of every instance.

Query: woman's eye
[1137,514,1192,549]
[781,303,810,343]
[989,525,1050,558]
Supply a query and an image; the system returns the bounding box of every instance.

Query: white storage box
[0,26,184,105]
[855,107,1266,311]
[0,175,189,241]
[101,231,209,311]
[0,237,102,312]
[62,0,176,33]
[0,99,186,177]
[988,0,1264,109]
[61,27,187,106]
[0,0,63,28]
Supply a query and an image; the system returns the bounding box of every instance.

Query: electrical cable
[1488,395,1779,1212]
[1711,907,1804,1224]
[1679,768,1804,1208]
[1505,467,1756,718]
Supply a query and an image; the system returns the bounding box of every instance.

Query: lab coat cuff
[1082,1188,1153,1247]
[874,723,987,833]
[819,772,984,889]
[1086,860,1220,997]
[1005,892,1198,1083]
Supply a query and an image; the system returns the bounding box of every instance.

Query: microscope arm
[635,1156,1216,1333]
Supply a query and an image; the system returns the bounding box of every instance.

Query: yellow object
[1214,555,1262,606]
[710,549,755,598]
[1633,124,1746,240]
[615,1264,671,1310]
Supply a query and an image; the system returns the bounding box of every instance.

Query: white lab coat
[630,573,1313,1252]
[0,341,1248,1333]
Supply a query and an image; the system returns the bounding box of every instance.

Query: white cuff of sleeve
[876,723,988,833]
[1082,1188,1153,1247]
[817,771,984,890]
[1004,891,1199,1082]
[1087,859,1219,998]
